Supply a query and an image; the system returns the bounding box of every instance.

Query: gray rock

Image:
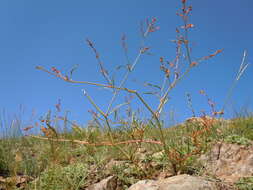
[199,142,253,183]
[128,180,159,190]
[86,176,118,190]
[128,174,218,190]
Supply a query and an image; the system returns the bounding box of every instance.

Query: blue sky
[0,0,252,129]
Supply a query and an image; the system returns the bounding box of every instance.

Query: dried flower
[213,110,224,116]
[147,17,159,33]
[23,126,34,131]
[151,17,157,23]
[199,90,205,95]
[181,24,194,29]
[51,67,60,74]
[160,65,170,78]
[209,49,223,57]
[190,62,198,67]
[169,62,174,68]
[141,47,150,54]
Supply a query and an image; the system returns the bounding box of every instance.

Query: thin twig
[105,19,157,115]
[221,50,249,112]
[36,66,136,93]
[86,39,112,85]
[30,135,163,146]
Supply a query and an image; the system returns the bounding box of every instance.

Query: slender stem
[105,23,152,115]
[82,89,131,159]
[36,66,136,93]
[161,75,169,96]
[106,51,142,114]
[221,80,237,113]
[156,66,191,115]
[221,50,249,113]
[156,14,193,115]
[86,39,112,85]
[134,92,167,151]
[30,135,163,146]
[104,117,132,160]
[82,90,106,117]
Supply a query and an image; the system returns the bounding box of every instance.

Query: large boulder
[200,142,253,183]
[128,174,218,190]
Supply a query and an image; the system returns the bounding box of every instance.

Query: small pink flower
[151,17,157,23]
[51,67,60,74]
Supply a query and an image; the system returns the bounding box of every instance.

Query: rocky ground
[0,117,252,190]
[86,142,253,190]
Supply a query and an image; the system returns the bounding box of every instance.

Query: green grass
[236,177,253,190]
[27,163,88,190]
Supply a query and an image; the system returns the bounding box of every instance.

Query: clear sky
[0,0,252,129]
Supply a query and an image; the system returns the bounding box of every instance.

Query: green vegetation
[236,177,253,190]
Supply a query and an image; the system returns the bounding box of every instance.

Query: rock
[86,176,118,190]
[156,171,174,180]
[200,142,253,183]
[128,174,218,190]
[128,180,158,190]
